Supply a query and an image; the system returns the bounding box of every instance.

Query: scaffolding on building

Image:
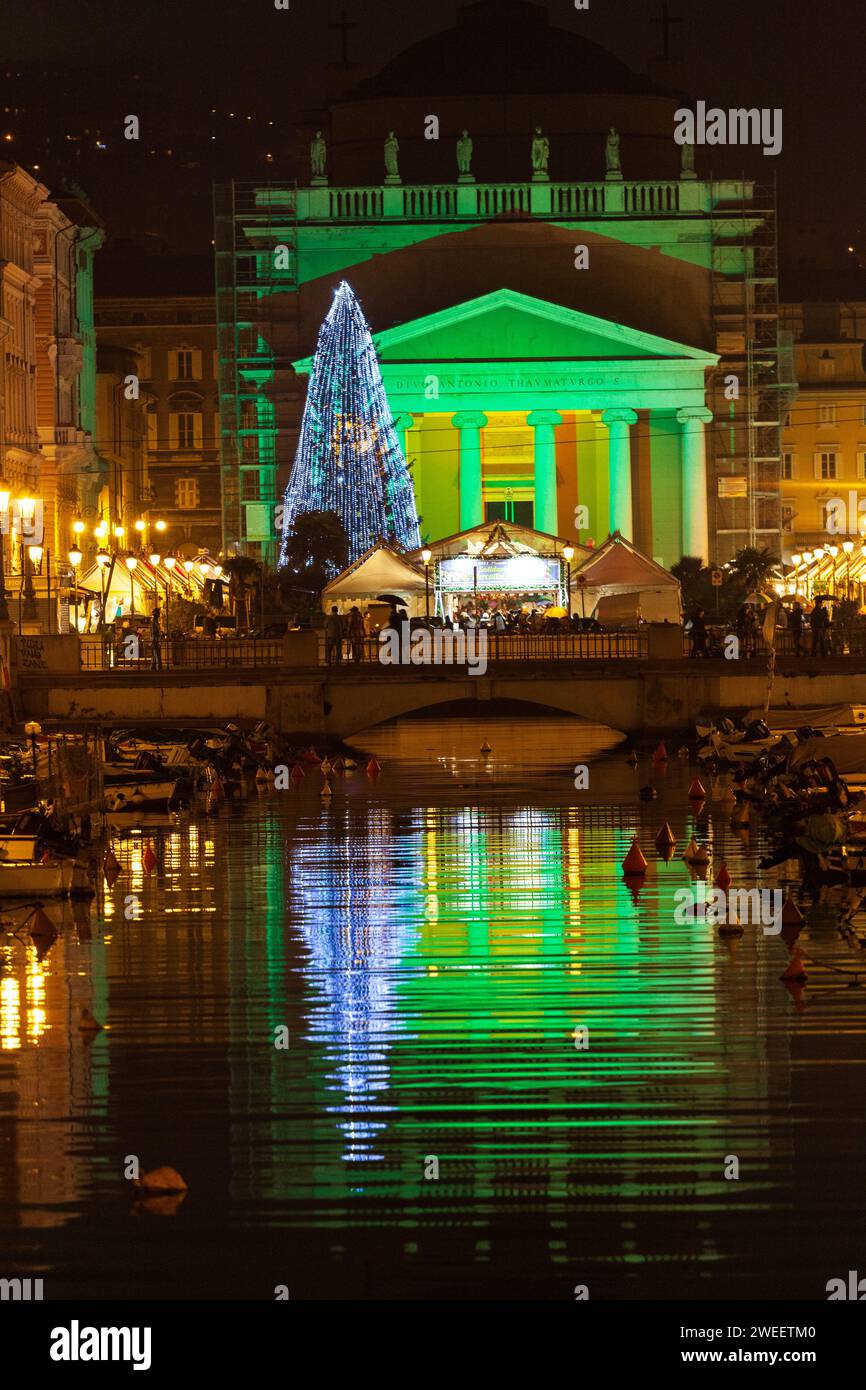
[213,181,300,566]
[710,176,797,562]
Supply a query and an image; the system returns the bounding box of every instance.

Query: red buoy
[714,861,732,891]
[143,843,157,874]
[367,757,381,778]
[622,836,648,875]
[688,777,706,799]
[781,893,804,926]
[652,741,668,763]
[780,950,807,983]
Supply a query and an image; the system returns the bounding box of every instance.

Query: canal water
[1,714,865,1300]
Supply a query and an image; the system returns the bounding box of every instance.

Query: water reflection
[0,715,864,1298]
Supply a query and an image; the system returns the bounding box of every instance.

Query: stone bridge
[17,658,866,739]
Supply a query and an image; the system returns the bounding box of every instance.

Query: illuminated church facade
[215,0,787,568]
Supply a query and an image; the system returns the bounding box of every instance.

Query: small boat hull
[0,859,92,898]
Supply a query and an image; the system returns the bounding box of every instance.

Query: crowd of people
[322,598,599,664]
[687,597,834,659]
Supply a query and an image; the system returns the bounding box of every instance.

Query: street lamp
[563,544,574,618]
[842,538,854,596]
[124,553,138,616]
[0,487,10,622]
[421,547,432,623]
[68,547,82,631]
[96,548,110,629]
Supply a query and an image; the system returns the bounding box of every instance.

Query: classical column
[452,411,487,530]
[527,410,562,535]
[602,408,637,541]
[677,406,713,561]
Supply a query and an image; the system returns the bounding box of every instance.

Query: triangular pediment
[359,289,716,367]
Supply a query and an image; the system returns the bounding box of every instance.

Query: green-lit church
[215,0,785,568]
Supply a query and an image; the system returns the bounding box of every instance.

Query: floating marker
[254,766,269,784]
[780,950,807,983]
[29,907,56,939]
[622,836,648,875]
[78,1006,103,1034]
[688,777,706,799]
[367,756,381,778]
[655,821,676,850]
[143,843,157,874]
[781,893,804,926]
[626,749,638,765]
[683,837,709,865]
[133,1166,187,1195]
[652,741,668,763]
[480,740,491,754]
[714,861,732,891]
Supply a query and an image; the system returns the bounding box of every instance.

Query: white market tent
[571,532,682,625]
[322,544,428,616]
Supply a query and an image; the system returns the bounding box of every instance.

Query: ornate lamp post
[125,553,138,616]
[25,543,43,623]
[562,544,574,618]
[96,548,110,629]
[0,487,10,622]
[19,497,39,622]
[842,539,854,597]
[421,547,432,623]
[68,546,83,631]
[827,543,839,596]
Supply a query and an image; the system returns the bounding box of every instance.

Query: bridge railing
[79,636,285,671]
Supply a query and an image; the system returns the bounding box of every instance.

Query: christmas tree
[279,281,421,567]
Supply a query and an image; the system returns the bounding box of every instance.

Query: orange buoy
[143,843,157,874]
[29,907,56,938]
[781,893,804,926]
[654,823,676,857]
[367,756,381,778]
[780,950,807,983]
[622,836,648,875]
[683,837,709,865]
[652,741,668,763]
[714,861,732,891]
[688,777,706,799]
[290,763,305,785]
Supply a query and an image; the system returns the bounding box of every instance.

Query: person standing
[789,600,805,656]
[810,596,831,657]
[325,605,344,665]
[347,605,365,663]
[150,603,163,671]
[689,606,708,657]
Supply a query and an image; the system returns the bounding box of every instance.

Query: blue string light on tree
[279,281,421,566]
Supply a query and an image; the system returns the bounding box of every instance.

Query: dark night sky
[2,0,863,270]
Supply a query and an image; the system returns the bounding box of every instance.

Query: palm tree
[727,546,780,597]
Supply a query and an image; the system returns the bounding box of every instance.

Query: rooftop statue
[457,129,473,178]
[384,131,401,182]
[605,126,622,179]
[531,126,550,180]
[310,131,327,182]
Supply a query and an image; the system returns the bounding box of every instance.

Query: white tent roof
[323,544,427,598]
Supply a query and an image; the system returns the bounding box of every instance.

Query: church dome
[324,0,684,185]
[349,0,672,101]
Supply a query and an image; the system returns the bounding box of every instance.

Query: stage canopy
[322,544,427,608]
[571,532,682,624]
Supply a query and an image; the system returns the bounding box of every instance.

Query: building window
[241,472,260,501]
[170,348,202,380]
[177,413,195,449]
[817,403,837,427]
[814,451,838,480]
[782,452,796,480]
[175,478,200,509]
[781,501,795,533]
[859,449,866,480]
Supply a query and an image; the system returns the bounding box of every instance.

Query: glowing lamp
[125,555,138,572]
[843,540,854,554]
[149,552,161,567]
[28,544,43,566]
[164,556,176,571]
[72,519,85,536]
[134,518,146,533]
[68,548,83,568]
[563,545,575,562]
[791,553,802,566]
[96,550,111,569]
